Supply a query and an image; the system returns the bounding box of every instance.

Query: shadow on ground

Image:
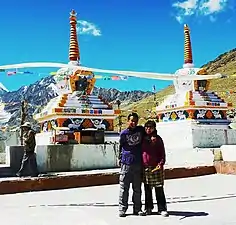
[160,211,208,220]
[123,210,208,220]
[29,193,236,209]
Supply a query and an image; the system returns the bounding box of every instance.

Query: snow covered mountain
[0,82,9,93]
[0,76,153,129]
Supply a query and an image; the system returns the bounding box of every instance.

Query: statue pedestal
[156,120,236,149]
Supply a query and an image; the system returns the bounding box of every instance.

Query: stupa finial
[69,9,80,62]
[183,24,193,66]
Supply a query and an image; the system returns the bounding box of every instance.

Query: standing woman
[142,120,168,216]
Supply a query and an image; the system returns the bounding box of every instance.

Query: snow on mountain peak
[0,82,9,92]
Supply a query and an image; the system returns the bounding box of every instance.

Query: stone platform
[1,174,236,225]
[5,143,119,174]
[156,120,236,149]
[0,144,217,195]
[5,144,215,174]
[0,166,216,195]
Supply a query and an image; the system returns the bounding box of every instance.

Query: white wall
[0,131,20,153]
[156,120,236,149]
[221,145,236,161]
[36,132,52,145]
[70,144,118,170]
[156,120,194,150]
[192,127,236,148]
[36,143,119,173]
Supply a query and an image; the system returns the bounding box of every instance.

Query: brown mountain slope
[202,48,236,106]
[115,48,236,130]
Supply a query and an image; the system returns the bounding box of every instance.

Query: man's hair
[127,112,139,121]
[144,120,156,128]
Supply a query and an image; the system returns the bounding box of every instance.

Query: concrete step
[0,165,15,178]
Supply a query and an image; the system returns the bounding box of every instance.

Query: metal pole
[20,100,27,145]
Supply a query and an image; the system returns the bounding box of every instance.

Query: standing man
[118,112,146,217]
[16,122,39,177]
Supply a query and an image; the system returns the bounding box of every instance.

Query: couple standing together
[118,112,168,217]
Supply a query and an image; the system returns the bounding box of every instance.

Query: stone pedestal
[36,143,119,173]
[5,146,24,172]
[156,120,236,149]
[5,143,119,173]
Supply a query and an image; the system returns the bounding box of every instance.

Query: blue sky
[0,0,235,92]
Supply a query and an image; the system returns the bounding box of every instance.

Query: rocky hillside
[202,48,236,75]
[0,76,152,129]
[201,48,236,107]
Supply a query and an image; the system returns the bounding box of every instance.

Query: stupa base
[156,120,236,149]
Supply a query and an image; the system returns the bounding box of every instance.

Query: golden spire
[184,24,193,65]
[69,9,80,62]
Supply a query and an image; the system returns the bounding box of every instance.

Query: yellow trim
[185,92,189,102]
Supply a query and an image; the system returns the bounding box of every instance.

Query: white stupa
[155,24,236,149]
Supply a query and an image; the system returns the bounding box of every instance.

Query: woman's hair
[144,120,156,128]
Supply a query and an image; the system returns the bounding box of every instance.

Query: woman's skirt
[143,166,164,188]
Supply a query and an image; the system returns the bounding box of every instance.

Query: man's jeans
[119,163,142,213]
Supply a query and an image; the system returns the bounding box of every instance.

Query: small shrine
[33,10,120,144]
[156,24,233,124]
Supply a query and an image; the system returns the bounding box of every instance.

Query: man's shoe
[160,211,169,217]
[144,208,152,215]
[133,210,146,216]
[119,211,126,217]
[16,172,22,177]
